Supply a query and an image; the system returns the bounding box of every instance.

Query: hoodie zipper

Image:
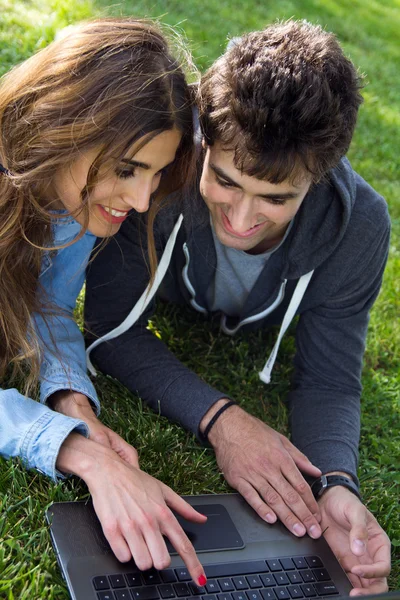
[221,279,288,336]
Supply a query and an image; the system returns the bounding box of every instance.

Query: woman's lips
[220,208,265,238]
[97,205,130,224]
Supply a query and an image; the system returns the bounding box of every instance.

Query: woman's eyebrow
[121,158,150,170]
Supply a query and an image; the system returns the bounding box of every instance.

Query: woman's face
[49,128,182,237]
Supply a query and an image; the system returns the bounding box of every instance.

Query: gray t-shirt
[206,221,293,316]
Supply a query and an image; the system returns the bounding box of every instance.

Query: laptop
[46,493,389,600]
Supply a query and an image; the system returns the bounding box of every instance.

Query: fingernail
[293,523,306,536]
[198,575,207,586]
[309,525,321,539]
[353,539,366,552]
[354,570,364,578]
[265,513,276,524]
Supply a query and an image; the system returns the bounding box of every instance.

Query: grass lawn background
[0,0,399,597]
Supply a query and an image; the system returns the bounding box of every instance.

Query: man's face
[199,143,312,254]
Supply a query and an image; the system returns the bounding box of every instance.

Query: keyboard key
[110,575,126,589]
[288,573,301,585]
[267,560,282,572]
[305,558,322,569]
[161,571,177,584]
[288,586,304,599]
[312,570,330,583]
[189,583,206,596]
[293,559,307,570]
[233,577,248,590]
[174,583,190,597]
[218,594,233,600]
[205,562,269,579]
[159,584,175,598]
[219,579,235,592]
[279,559,295,571]
[260,591,275,600]
[300,585,316,598]
[176,569,191,581]
[246,591,263,600]
[203,596,218,600]
[115,591,131,600]
[274,574,289,586]
[314,583,338,596]
[143,571,161,585]
[274,588,290,600]
[94,576,110,590]
[260,574,275,587]
[131,586,160,600]
[232,592,247,600]
[300,572,315,584]
[126,574,142,587]
[206,581,220,593]
[246,576,262,589]
[98,592,114,600]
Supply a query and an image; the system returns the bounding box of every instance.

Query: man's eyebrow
[210,162,299,199]
[120,158,150,170]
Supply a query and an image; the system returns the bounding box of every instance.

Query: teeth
[102,206,129,217]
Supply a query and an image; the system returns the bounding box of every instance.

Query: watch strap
[311,474,361,501]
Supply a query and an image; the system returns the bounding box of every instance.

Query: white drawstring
[259,270,314,384]
[86,214,184,376]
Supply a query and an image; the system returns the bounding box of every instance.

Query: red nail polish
[198,575,207,586]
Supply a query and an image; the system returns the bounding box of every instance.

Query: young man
[84,21,391,593]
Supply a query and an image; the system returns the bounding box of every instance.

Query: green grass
[0,0,399,596]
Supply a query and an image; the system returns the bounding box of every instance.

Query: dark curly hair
[198,20,363,184]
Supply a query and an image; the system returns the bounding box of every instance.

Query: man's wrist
[199,398,238,445]
[312,471,361,501]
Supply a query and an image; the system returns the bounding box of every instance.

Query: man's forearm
[91,327,229,438]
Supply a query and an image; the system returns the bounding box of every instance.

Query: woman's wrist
[56,432,118,481]
[49,390,95,418]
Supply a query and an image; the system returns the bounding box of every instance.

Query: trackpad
[167,504,245,553]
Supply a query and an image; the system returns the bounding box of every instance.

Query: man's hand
[202,401,323,538]
[49,390,139,467]
[318,485,391,596]
[56,433,208,583]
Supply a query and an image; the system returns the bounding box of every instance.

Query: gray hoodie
[85,158,390,485]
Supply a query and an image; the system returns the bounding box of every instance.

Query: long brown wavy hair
[0,18,196,392]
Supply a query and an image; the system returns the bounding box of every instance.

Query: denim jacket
[0,214,99,480]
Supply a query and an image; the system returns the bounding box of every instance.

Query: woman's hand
[49,390,139,467]
[56,432,208,583]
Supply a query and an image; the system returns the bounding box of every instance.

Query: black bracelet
[202,400,236,443]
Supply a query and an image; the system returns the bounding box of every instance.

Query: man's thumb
[348,502,368,556]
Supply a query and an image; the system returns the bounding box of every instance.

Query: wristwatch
[311,474,361,501]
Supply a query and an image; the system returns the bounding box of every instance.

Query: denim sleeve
[0,387,89,480]
[37,233,100,414]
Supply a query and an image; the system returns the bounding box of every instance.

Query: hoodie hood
[281,157,357,279]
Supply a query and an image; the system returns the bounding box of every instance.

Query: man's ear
[201,137,208,150]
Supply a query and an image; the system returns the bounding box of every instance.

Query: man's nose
[227,198,255,233]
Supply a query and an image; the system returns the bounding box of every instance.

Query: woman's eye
[115,167,136,179]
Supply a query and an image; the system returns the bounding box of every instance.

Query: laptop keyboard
[93,556,340,600]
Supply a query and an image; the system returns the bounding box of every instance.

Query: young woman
[0,18,207,583]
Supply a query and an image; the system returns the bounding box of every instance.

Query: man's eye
[267,198,286,206]
[115,167,136,179]
[216,176,233,188]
